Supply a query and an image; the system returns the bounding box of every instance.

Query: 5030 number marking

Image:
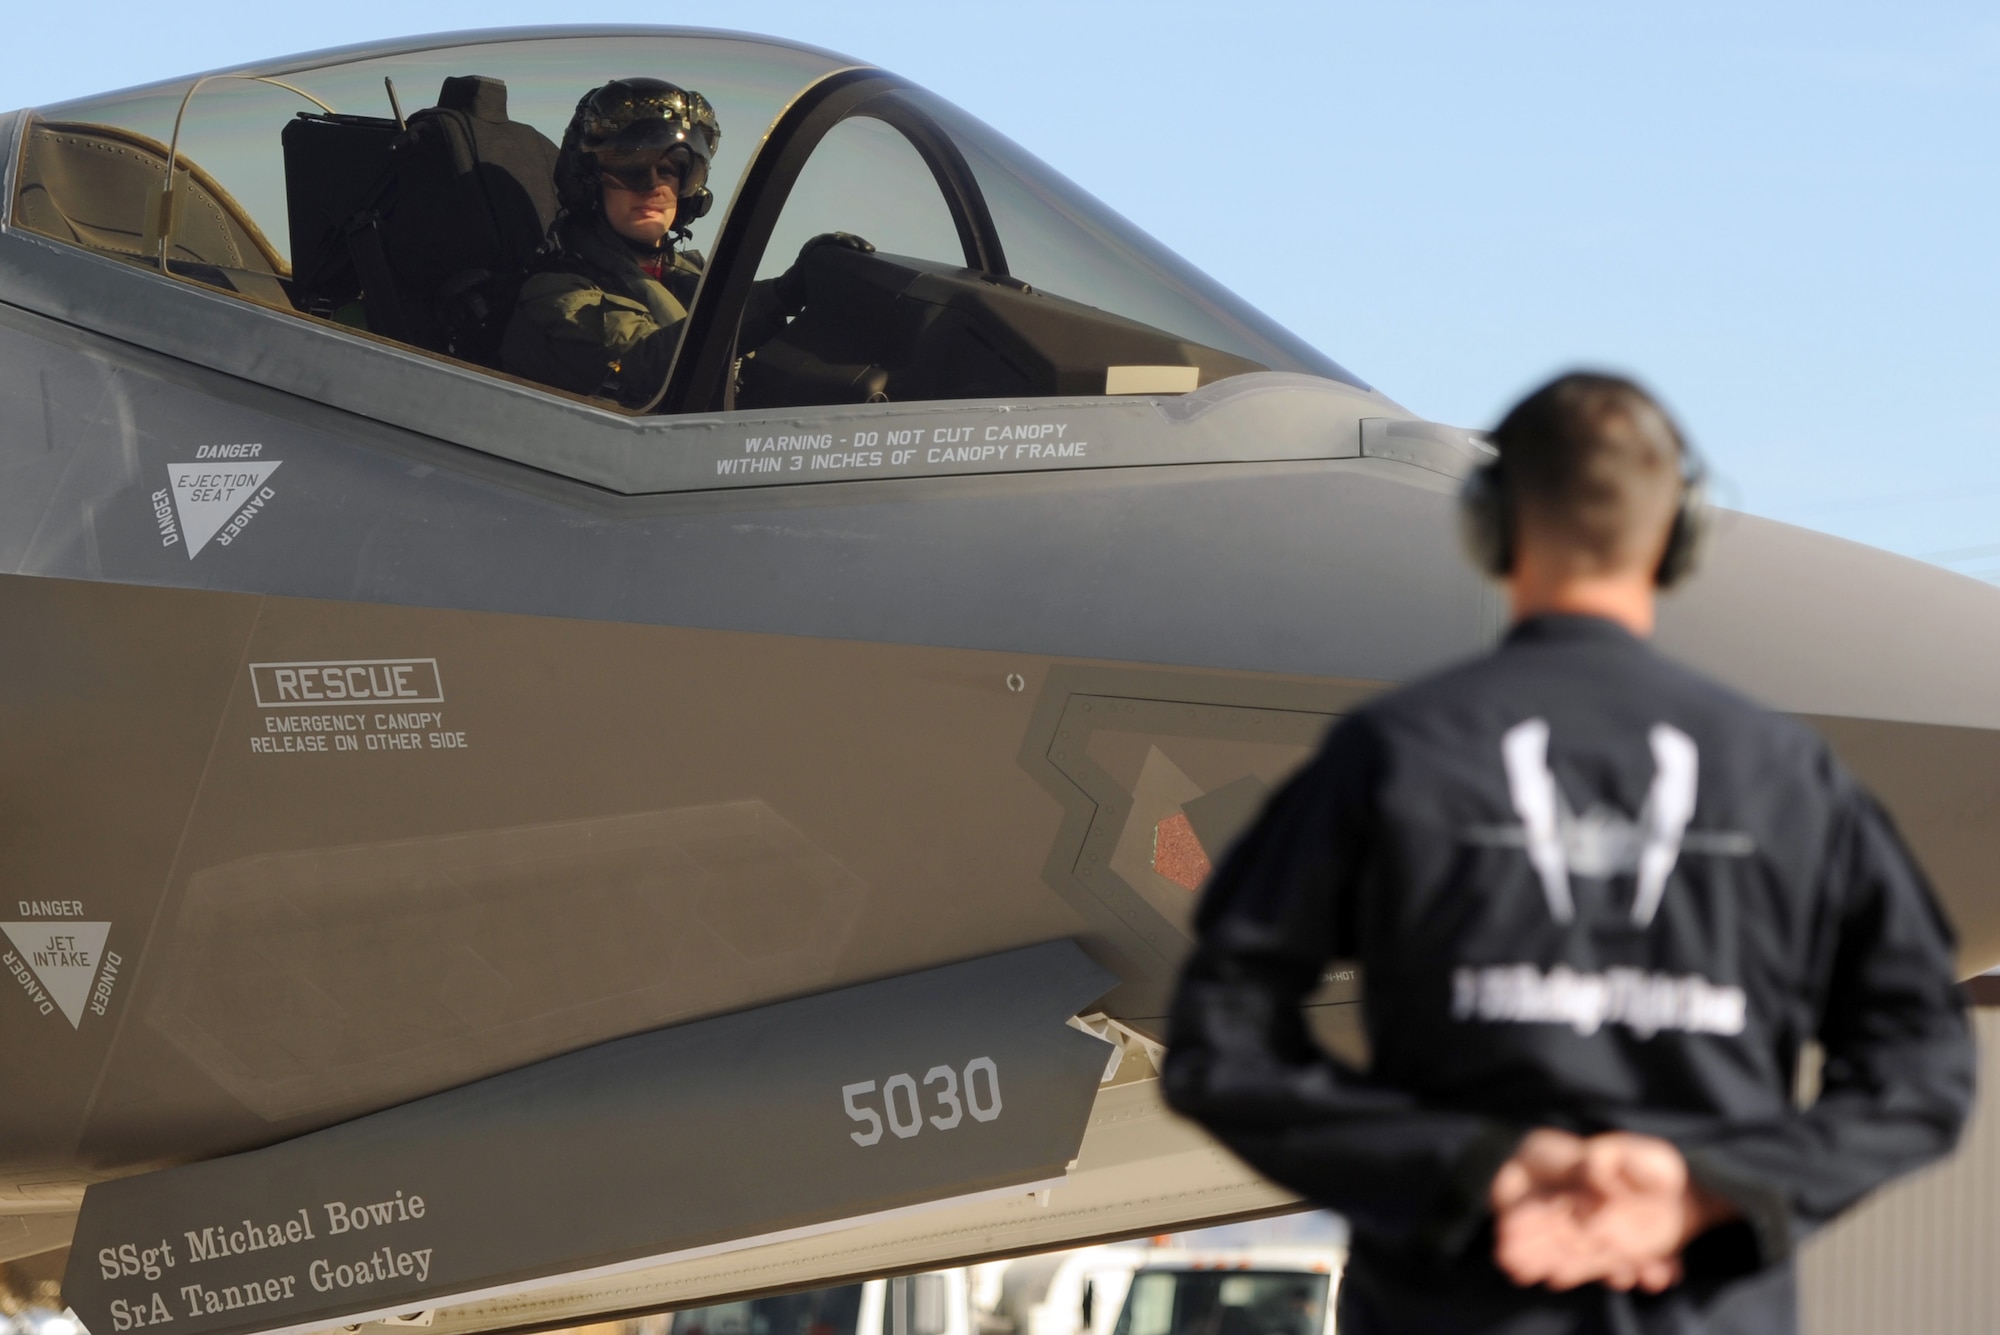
[843,1057,1001,1146]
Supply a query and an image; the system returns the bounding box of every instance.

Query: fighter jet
[4,25,1998,1335]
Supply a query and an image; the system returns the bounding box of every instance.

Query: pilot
[500,78,869,409]
[1161,372,1974,1334]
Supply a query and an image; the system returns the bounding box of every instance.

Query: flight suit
[1163,613,1974,1334]
[500,212,789,410]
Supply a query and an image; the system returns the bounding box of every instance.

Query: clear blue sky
[7,2,1997,577]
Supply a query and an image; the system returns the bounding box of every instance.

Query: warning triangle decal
[2,921,111,1028]
[166,461,282,558]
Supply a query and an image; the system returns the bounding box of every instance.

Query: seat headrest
[436,76,509,122]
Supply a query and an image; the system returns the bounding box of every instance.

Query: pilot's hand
[775,233,876,313]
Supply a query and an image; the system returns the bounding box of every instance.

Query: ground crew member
[1162,371,1975,1333]
[501,78,869,409]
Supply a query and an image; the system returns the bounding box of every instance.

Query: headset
[1458,437,1710,589]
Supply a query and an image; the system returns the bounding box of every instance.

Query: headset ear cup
[682,187,713,221]
[1458,463,1513,578]
[1654,474,1710,589]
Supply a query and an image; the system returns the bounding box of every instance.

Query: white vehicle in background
[981,1244,1151,1335]
[1109,1250,1344,1335]
[670,1270,974,1335]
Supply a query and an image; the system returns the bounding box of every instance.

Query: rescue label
[246,662,467,757]
[252,660,442,708]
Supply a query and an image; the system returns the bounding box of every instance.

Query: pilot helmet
[555,78,720,226]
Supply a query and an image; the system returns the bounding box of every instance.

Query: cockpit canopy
[10,28,1362,414]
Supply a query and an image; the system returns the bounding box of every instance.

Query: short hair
[1489,371,1687,573]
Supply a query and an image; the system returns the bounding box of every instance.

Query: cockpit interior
[10,32,1361,415]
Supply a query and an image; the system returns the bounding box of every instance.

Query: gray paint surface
[0,302,1491,687]
[62,941,1114,1335]
[7,296,2000,730]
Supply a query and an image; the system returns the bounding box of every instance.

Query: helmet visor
[596,144,707,196]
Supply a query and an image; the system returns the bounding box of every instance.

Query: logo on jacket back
[1501,718,1698,928]
[1452,718,1757,1040]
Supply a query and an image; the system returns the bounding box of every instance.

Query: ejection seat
[285,75,560,366]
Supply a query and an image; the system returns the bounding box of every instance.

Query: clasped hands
[1489,1129,1737,1293]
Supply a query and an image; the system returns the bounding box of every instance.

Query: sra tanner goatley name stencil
[64,942,1116,1335]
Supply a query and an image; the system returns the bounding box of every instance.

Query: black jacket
[1163,614,1973,1334]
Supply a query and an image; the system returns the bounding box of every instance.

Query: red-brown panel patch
[1152,813,1211,891]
